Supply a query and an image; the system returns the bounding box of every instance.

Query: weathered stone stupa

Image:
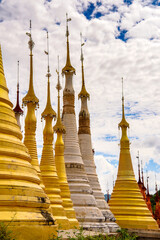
[62,14,109,231]
[40,32,70,230]
[0,44,57,240]
[109,80,159,229]
[78,35,119,232]
[53,57,79,229]
[13,61,23,128]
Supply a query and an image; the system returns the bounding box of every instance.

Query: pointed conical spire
[78,33,89,99]
[0,45,57,240]
[0,45,4,77]
[146,174,153,215]
[141,159,145,186]
[42,31,56,118]
[78,37,118,230]
[13,61,23,114]
[22,21,43,186]
[155,176,159,203]
[117,78,132,176]
[62,13,75,75]
[0,45,11,106]
[109,79,158,230]
[154,178,160,227]
[54,57,79,229]
[118,78,129,131]
[146,174,149,196]
[54,56,65,133]
[141,159,146,200]
[13,61,23,128]
[136,153,146,200]
[40,37,70,229]
[78,33,91,135]
[23,20,39,104]
[136,151,141,184]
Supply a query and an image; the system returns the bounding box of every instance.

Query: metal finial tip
[30,20,32,30]
[57,55,59,72]
[66,13,71,22]
[122,77,124,93]
[80,32,82,41]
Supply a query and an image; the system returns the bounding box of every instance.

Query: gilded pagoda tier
[54,62,79,229]
[41,115,71,230]
[54,131,79,229]
[109,87,159,230]
[0,46,57,240]
[22,29,45,190]
[109,171,159,229]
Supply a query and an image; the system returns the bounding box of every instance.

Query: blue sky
[0,0,160,194]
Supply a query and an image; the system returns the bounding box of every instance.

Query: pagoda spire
[41,31,56,118]
[141,159,144,185]
[62,20,110,231]
[109,79,158,229]
[62,13,75,74]
[0,45,57,240]
[146,174,153,215]
[141,159,146,200]
[0,45,11,105]
[13,61,23,128]
[136,151,142,184]
[23,20,39,104]
[78,35,118,231]
[136,151,144,197]
[54,57,65,132]
[78,33,90,135]
[118,78,129,139]
[154,178,160,227]
[54,57,79,229]
[146,174,149,196]
[40,33,70,230]
[78,33,90,100]
[22,21,43,186]
[0,46,5,77]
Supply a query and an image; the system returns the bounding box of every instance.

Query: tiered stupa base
[63,114,110,232]
[78,133,119,233]
[57,181,79,229]
[109,178,159,230]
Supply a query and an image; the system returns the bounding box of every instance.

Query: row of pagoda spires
[11,17,117,232]
[13,18,160,230]
[136,152,160,227]
[13,26,89,129]
[1,14,159,236]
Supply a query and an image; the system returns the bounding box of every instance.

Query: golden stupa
[109,79,159,230]
[22,21,44,190]
[53,60,79,229]
[40,32,70,230]
[0,44,57,239]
